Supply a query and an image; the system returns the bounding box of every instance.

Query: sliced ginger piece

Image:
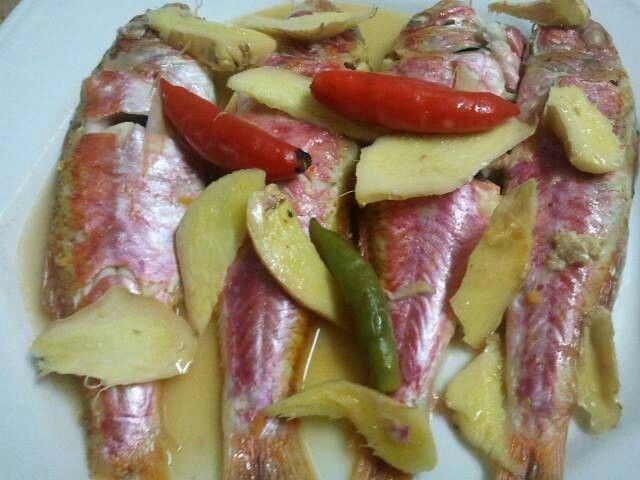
[445,336,525,476]
[577,306,622,433]
[489,0,590,27]
[247,184,347,327]
[147,6,277,71]
[455,65,483,92]
[234,8,376,41]
[177,169,266,335]
[31,286,197,386]
[264,380,436,474]
[544,85,623,174]
[450,180,537,348]
[355,118,535,206]
[227,66,384,142]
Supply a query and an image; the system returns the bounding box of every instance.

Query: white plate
[0,1,638,479]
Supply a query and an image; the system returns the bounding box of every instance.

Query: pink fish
[216,1,365,478]
[42,6,214,479]
[498,20,637,480]
[353,1,524,478]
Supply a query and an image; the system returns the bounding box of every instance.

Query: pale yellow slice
[455,65,483,92]
[489,0,590,26]
[227,66,385,142]
[264,380,436,474]
[31,286,197,386]
[147,6,277,71]
[451,180,537,348]
[577,306,622,433]
[247,184,347,327]
[177,169,265,335]
[445,336,524,476]
[354,7,408,70]
[355,118,535,206]
[544,85,623,174]
[243,4,408,70]
[235,9,376,41]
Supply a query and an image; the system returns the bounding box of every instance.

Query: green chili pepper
[309,218,401,393]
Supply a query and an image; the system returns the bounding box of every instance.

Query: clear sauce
[19,3,408,479]
[298,320,367,477]
[164,323,221,480]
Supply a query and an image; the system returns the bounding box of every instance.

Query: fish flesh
[42,6,214,479]
[217,1,363,478]
[353,1,524,478]
[498,20,638,480]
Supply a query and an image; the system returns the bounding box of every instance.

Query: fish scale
[498,19,637,480]
[353,1,523,478]
[42,6,214,479]
[216,1,363,478]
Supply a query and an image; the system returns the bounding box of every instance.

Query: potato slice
[445,336,524,475]
[264,380,436,474]
[30,286,197,386]
[450,180,537,348]
[577,306,621,433]
[247,184,347,327]
[544,85,623,174]
[227,66,385,142]
[177,169,266,335]
[489,0,590,26]
[355,118,535,206]
[147,6,277,71]
[235,8,376,41]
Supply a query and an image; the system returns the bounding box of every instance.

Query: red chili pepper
[310,70,520,134]
[159,79,310,181]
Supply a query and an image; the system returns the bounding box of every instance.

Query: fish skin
[385,0,525,95]
[42,6,214,479]
[217,1,362,479]
[353,2,522,478]
[498,20,637,480]
[361,182,500,408]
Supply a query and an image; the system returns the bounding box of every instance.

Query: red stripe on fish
[217,1,361,478]
[44,123,205,316]
[362,181,499,406]
[499,19,636,479]
[220,245,307,424]
[353,2,521,478]
[42,6,214,479]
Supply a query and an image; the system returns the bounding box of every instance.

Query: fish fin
[527,432,566,480]
[496,468,521,480]
[351,446,411,480]
[496,431,566,480]
[223,416,315,480]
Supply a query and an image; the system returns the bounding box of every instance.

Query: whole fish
[354,1,524,478]
[217,1,364,478]
[42,6,214,479]
[498,20,637,480]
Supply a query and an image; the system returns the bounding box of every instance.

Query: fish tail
[224,416,315,480]
[496,431,566,480]
[527,433,566,480]
[87,384,169,480]
[351,446,411,480]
